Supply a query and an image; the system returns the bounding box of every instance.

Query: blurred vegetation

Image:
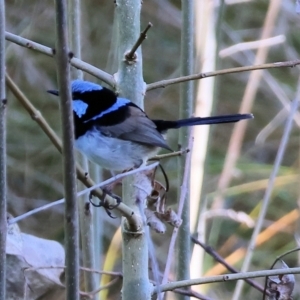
[5,0,300,299]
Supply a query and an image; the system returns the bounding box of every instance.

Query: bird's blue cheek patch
[72,80,103,93]
[73,100,88,118]
[84,97,130,122]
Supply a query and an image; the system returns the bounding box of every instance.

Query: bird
[48,80,253,171]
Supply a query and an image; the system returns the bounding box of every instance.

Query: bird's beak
[47,90,59,96]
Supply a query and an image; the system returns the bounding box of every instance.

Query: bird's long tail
[154,113,253,132]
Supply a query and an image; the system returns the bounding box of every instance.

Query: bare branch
[162,131,193,285]
[8,162,159,224]
[24,265,123,277]
[125,22,153,61]
[54,0,79,298]
[191,237,268,295]
[146,60,300,91]
[173,288,213,300]
[153,267,300,294]
[5,31,115,87]
[149,148,190,161]
[80,277,120,298]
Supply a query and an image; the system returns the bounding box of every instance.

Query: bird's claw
[89,189,122,219]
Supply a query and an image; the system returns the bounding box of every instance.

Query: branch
[80,277,120,298]
[8,162,159,225]
[125,22,153,61]
[191,237,268,295]
[5,31,115,87]
[173,288,213,300]
[24,265,121,298]
[263,247,300,300]
[24,265,123,277]
[149,148,190,161]
[161,132,193,285]
[153,267,300,294]
[54,0,79,298]
[146,59,300,91]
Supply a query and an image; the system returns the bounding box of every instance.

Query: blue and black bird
[48,80,253,171]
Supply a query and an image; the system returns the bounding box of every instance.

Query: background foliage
[5,0,300,299]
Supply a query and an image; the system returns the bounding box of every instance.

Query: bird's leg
[89,187,122,219]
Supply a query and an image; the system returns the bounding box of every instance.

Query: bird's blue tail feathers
[154,113,253,132]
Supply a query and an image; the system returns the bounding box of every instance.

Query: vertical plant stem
[68,0,82,79]
[162,133,193,300]
[190,0,216,286]
[178,1,194,297]
[232,91,300,300]
[91,163,102,284]
[115,1,151,299]
[115,0,144,104]
[79,193,97,296]
[54,1,79,299]
[68,0,97,296]
[0,0,6,299]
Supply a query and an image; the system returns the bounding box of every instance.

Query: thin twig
[5,31,115,87]
[204,210,299,277]
[224,23,300,128]
[80,267,122,277]
[162,131,193,285]
[191,237,269,295]
[219,35,285,58]
[24,265,123,277]
[55,0,79,298]
[125,22,153,60]
[24,265,121,298]
[262,247,300,300]
[8,162,159,224]
[153,267,300,294]
[173,288,213,300]
[146,59,300,91]
[6,31,300,94]
[153,268,300,294]
[149,148,190,160]
[0,0,6,299]
[5,74,140,229]
[80,277,120,298]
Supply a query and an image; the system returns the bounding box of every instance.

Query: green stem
[115,0,151,299]
[0,0,6,298]
[177,1,194,298]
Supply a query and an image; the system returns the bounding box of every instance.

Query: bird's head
[47,80,130,121]
[47,79,104,98]
[47,80,106,119]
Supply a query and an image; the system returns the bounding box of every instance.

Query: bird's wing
[97,106,171,150]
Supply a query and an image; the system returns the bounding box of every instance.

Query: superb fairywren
[48,80,253,171]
